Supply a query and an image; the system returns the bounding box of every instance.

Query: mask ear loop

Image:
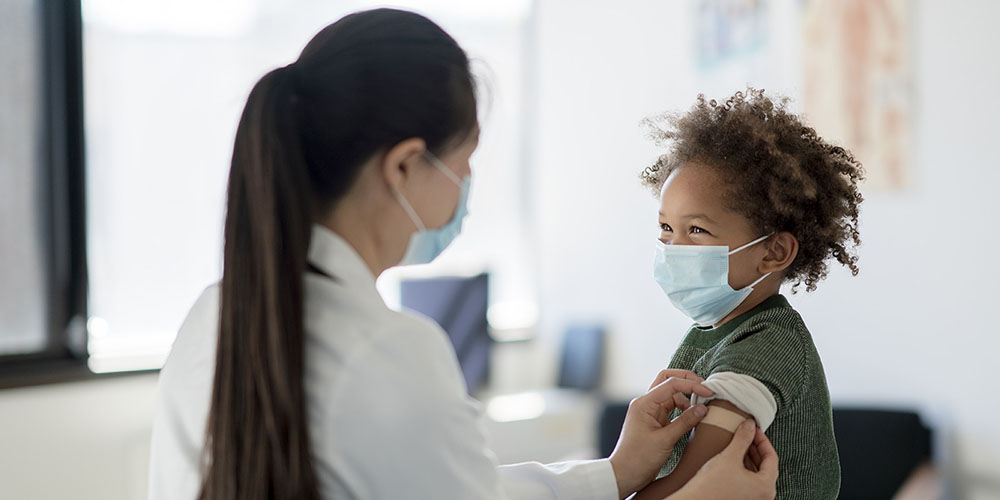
[394,151,463,232]
[748,271,772,288]
[727,233,775,256]
[424,151,463,186]
[392,188,427,232]
[730,233,776,289]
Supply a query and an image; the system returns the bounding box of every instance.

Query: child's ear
[759,232,798,275]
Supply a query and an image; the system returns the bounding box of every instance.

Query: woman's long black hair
[200,9,477,499]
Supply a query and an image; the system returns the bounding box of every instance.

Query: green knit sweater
[657,294,841,499]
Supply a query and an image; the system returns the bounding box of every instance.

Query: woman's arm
[634,400,756,499]
[345,336,714,500]
[495,373,715,500]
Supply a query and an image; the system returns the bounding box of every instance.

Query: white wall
[528,0,1000,495]
[0,374,158,500]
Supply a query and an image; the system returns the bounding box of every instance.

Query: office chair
[833,408,934,500]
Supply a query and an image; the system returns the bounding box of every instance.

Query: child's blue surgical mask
[653,233,773,327]
[392,152,470,266]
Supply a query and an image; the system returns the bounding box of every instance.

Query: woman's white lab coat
[148,225,619,499]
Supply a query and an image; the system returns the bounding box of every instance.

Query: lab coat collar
[307,224,379,294]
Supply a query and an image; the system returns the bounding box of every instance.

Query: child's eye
[691,226,709,235]
[660,223,672,232]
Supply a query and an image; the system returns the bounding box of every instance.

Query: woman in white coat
[148,8,778,500]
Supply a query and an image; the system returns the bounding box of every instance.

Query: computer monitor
[557,324,606,391]
[400,273,491,394]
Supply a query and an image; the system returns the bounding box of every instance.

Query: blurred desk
[479,388,601,464]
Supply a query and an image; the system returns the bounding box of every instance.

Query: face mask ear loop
[392,188,426,232]
[727,233,775,256]
[731,233,775,289]
[424,151,463,186]
[748,271,772,288]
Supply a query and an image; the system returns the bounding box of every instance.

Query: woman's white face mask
[391,151,470,265]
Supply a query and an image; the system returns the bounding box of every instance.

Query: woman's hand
[673,420,779,500]
[608,370,714,499]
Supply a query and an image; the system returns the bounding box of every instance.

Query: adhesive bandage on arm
[690,371,778,431]
[700,405,751,432]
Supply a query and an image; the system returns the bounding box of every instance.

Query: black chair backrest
[597,401,629,459]
[833,408,932,500]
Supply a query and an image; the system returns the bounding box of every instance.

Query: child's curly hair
[640,88,864,292]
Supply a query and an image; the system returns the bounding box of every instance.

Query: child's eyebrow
[657,211,718,225]
[657,210,715,224]
[683,213,717,224]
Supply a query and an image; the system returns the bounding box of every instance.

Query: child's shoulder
[702,296,822,407]
[725,295,813,353]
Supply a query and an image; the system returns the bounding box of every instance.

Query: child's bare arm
[633,400,755,500]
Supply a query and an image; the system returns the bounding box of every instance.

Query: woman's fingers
[644,377,714,409]
[748,440,763,469]
[608,387,709,496]
[719,419,757,459]
[632,375,711,429]
[651,392,691,427]
[648,369,705,390]
[676,419,779,500]
[656,404,708,448]
[753,427,780,480]
[672,391,691,410]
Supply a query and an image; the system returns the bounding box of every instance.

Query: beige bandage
[700,406,751,433]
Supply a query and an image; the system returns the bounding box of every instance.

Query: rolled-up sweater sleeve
[690,371,778,431]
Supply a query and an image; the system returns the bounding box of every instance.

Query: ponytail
[200,64,318,500]
[198,9,477,499]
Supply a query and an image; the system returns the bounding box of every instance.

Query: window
[0,0,88,386]
[80,0,537,373]
[0,0,48,355]
[1,0,536,382]
[0,0,537,381]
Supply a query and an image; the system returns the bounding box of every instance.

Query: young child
[633,89,863,500]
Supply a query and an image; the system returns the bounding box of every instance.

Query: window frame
[0,0,94,389]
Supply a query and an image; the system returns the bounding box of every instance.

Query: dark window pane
[0,0,49,355]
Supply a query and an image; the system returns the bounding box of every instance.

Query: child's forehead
[659,163,731,204]
[659,163,749,222]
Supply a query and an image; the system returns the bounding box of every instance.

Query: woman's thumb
[657,404,708,446]
[719,419,756,457]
